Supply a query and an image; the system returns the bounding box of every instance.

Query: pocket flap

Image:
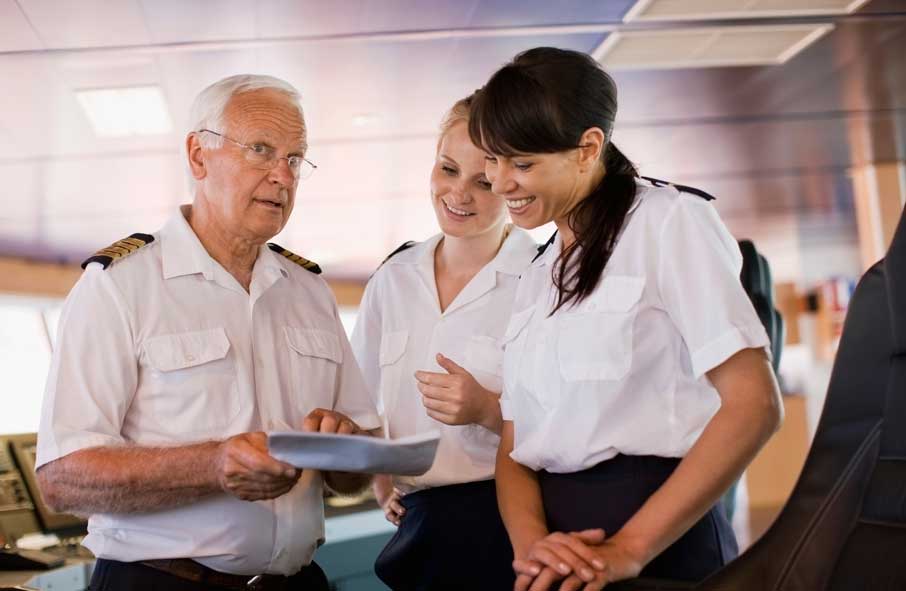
[502,306,536,344]
[144,327,231,372]
[285,327,343,363]
[588,275,645,312]
[379,330,408,366]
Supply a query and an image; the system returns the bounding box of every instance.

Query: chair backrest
[738,239,784,373]
[697,207,906,590]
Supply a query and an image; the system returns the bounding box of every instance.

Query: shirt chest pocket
[501,306,537,391]
[557,275,645,382]
[377,330,408,430]
[285,327,342,410]
[465,335,504,392]
[143,327,240,433]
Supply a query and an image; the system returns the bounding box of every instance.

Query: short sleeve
[656,195,770,378]
[36,268,138,468]
[499,397,513,421]
[332,303,381,432]
[349,278,383,416]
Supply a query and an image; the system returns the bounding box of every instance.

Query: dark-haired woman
[470,47,783,591]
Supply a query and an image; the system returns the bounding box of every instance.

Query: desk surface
[0,559,93,591]
[0,509,391,590]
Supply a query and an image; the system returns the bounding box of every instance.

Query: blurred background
[1,1,904,588]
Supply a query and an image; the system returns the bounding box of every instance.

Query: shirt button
[185,354,196,362]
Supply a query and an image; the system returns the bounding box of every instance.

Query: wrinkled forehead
[224,88,307,150]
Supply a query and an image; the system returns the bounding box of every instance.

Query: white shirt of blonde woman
[501,180,771,473]
[351,228,538,492]
[36,206,380,576]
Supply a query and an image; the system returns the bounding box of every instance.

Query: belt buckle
[246,574,265,590]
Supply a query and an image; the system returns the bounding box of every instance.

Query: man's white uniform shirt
[501,180,771,473]
[351,228,537,492]
[36,206,380,576]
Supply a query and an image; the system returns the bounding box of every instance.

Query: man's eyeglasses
[198,129,317,180]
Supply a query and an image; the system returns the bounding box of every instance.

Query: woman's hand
[517,530,645,591]
[372,474,405,526]
[415,353,502,433]
[514,529,608,591]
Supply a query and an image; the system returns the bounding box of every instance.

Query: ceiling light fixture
[75,85,173,137]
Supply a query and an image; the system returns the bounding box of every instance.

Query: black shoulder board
[368,240,416,280]
[81,233,155,269]
[268,243,322,274]
[641,176,715,201]
[381,241,416,266]
[532,231,557,263]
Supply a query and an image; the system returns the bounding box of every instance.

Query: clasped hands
[514,530,645,591]
[216,408,365,502]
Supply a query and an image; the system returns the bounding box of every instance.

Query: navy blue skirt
[538,454,738,583]
[374,479,515,591]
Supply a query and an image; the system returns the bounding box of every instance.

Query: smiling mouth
[443,199,474,217]
[506,196,536,209]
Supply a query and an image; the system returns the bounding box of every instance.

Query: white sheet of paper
[268,431,440,475]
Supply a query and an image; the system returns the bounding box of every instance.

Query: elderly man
[35,75,379,591]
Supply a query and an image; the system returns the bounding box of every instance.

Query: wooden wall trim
[0,256,366,307]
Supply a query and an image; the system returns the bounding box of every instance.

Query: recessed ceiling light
[593,24,833,69]
[75,85,173,137]
[624,0,870,21]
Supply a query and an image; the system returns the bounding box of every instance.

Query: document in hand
[268,431,440,475]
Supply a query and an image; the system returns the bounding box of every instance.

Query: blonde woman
[351,94,537,591]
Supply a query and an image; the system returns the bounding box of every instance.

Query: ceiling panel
[139,0,257,44]
[626,0,870,21]
[0,54,179,159]
[306,33,605,141]
[597,24,833,69]
[18,0,151,48]
[256,0,634,39]
[259,0,481,38]
[465,0,636,28]
[0,0,42,52]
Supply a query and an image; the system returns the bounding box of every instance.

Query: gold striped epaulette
[81,233,155,270]
[268,243,322,274]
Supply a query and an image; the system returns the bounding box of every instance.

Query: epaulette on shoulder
[640,176,715,201]
[369,241,416,279]
[532,232,557,263]
[268,243,322,274]
[81,233,155,270]
[381,241,416,266]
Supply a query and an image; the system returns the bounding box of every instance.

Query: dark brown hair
[469,47,638,313]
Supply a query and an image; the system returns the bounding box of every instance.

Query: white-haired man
[35,75,380,591]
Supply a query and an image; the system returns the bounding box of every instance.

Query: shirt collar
[389,227,536,276]
[489,226,538,276]
[160,204,286,282]
[161,205,217,280]
[537,231,562,268]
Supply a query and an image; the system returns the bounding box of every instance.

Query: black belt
[142,558,298,591]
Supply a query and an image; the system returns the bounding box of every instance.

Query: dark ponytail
[469,47,638,313]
